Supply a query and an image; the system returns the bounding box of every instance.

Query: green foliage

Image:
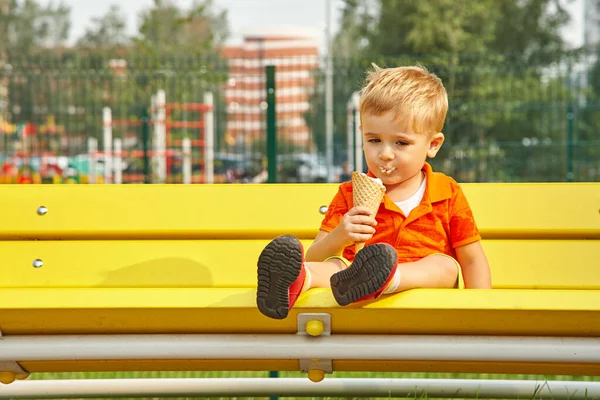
[77,5,129,49]
[302,0,591,181]
[134,0,228,57]
[1,0,71,56]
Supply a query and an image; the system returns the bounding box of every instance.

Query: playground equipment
[0,182,598,396]
[0,91,213,185]
[100,90,213,184]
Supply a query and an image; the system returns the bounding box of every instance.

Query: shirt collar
[421,162,452,202]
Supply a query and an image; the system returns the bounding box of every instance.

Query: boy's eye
[368,138,380,143]
[396,141,409,146]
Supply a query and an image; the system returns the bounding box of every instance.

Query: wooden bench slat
[0,185,333,240]
[467,183,600,239]
[1,288,599,336]
[1,239,598,289]
[0,183,598,240]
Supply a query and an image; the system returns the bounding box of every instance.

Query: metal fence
[0,53,598,184]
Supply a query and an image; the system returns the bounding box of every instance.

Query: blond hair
[360,64,448,134]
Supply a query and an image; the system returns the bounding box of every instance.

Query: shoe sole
[330,244,397,306]
[256,235,303,319]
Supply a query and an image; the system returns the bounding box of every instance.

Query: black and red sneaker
[330,243,398,306]
[256,235,307,319]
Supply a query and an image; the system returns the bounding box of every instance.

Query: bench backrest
[0,183,598,290]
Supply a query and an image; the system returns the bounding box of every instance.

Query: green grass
[31,370,600,381]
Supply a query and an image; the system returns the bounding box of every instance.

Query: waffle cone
[352,171,386,252]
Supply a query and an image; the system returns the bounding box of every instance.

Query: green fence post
[141,105,150,184]
[3,127,8,159]
[268,370,279,400]
[265,64,279,399]
[266,65,277,183]
[566,103,574,182]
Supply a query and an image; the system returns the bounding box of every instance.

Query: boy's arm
[448,180,491,289]
[455,241,492,289]
[306,206,377,262]
[305,229,350,262]
[308,181,377,262]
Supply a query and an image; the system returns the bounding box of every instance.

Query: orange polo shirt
[319,162,481,263]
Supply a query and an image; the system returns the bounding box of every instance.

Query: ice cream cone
[352,171,386,252]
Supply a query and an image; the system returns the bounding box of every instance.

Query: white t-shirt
[394,176,427,216]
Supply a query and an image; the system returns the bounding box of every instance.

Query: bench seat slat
[1,288,599,336]
[1,240,598,289]
[0,184,598,240]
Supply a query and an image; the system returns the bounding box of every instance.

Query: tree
[0,0,12,58]
[77,5,128,49]
[307,0,576,181]
[134,0,229,56]
[572,44,600,181]
[3,0,71,55]
[36,0,71,49]
[359,0,570,62]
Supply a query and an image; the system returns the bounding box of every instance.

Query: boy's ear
[427,132,445,158]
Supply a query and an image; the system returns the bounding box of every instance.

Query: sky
[52,0,583,51]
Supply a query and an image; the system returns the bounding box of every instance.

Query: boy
[256,64,492,320]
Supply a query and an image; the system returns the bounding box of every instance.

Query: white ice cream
[360,172,384,187]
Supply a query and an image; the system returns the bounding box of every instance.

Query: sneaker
[256,235,306,319]
[330,243,398,306]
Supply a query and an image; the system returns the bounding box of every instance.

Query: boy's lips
[380,166,396,175]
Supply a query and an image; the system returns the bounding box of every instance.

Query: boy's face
[361,111,444,187]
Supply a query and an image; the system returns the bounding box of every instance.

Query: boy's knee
[323,256,350,271]
[431,254,459,283]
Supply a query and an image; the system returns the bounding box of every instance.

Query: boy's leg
[330,244,398,306]
[305,257,348,288]
[330,245,459,305]
[256,235,345,319]
[385,253,460,293]
[256,235,305,319]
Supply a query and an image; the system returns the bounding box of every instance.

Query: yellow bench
[0,183,599,384]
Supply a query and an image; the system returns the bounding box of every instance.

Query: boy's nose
[379,146,394,160]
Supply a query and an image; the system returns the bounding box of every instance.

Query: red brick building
[221,28,319,147]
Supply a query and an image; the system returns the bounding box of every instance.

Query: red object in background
[17,170,32,184]
[22,123,37,137]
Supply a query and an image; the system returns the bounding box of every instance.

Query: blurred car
[278,153,342,183]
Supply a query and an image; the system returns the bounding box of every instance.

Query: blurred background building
[222,28,319,149]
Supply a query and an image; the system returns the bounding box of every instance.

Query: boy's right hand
[334,206,378,247]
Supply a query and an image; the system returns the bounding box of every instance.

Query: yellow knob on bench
[0,372,16,385]
[16,373,29,381]
[307,369,325,382]
[306,320,324,336]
